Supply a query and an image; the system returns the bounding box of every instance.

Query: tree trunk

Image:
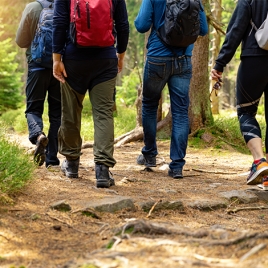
[116,1,213,144]
[189,10,213,133]
[210,0,222,114]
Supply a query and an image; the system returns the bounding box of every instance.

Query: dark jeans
[25,62,61,166]
[142,56,192,170]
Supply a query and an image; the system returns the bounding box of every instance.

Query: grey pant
[58,78,116,167]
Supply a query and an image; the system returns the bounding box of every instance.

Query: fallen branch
[240,243,266,262]
[226,206,268,214]
[193,232,268,246]
[0,233,9,241]
[192,168,237,174]
[45,213,95,235]
[146,199,161,218]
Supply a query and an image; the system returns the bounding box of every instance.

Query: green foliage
[116,68,141,107]
[125,0,144,69]
[0,34,24,115]
[0,108,28,134]
[188,111,256,154]
[0,129,35,194]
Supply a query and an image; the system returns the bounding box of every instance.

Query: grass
[0,128,35,195]
[188,110,266,155]
[0,96,137,142]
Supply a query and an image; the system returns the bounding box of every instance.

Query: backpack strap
[36,0,53,9]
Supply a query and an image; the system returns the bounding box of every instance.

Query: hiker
[16,0,61,168]
[52,0,129,188]
[211,0,268,190]
[134,0,208,178]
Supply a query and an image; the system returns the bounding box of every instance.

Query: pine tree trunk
[189,8,213,133]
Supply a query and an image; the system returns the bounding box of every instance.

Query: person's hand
[53,61,67,83]
[211,69,222,81]
[117,52,125,73]
[53,53,67,83]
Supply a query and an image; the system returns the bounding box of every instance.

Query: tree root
[119,219,268,247]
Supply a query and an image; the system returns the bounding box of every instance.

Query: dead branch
[146,199,162,218]
[192,168,236,174]
[226,206,268,214]
[195,232,268,246]
[239,243,266,262]
[114,127,144,147]
[45,213,95,235]
[114,111,172,146]
[206,13,226,35]
[0,233,9,241]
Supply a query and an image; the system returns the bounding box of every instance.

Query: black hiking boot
[34,133,49,166]
[95,164,115,188]
[136,154,156,167]
[61,158,79,178]
[168,168,183,179]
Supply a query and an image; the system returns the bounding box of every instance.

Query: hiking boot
[247,158,268,185]
[168,168,183,179]
[61,158,79,178]
[34,134,49,166]
[262,176,268,191]
[95,164,115,188]
[136,154,156,167]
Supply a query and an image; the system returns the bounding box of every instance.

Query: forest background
[0,0,264,150]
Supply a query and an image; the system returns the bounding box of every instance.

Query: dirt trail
[1,135,268,268]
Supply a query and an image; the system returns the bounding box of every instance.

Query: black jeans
[25,62,61,166]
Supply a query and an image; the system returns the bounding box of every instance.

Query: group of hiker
[15,0,268,190]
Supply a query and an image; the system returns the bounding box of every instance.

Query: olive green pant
[58,78,116,167]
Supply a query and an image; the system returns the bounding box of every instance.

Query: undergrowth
[0,128,35,196]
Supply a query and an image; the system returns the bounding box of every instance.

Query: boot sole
[34,136,49,166]
[96,179,115,188]
[61,169,78,179]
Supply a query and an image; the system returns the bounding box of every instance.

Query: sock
[254,158,266,165]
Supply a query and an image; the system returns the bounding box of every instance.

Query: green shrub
[0,130,35,194]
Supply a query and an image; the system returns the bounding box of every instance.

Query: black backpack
[157,0,201,48]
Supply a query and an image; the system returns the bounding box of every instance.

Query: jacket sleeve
[134,0,153,33]
[114,0,129,54]
[199,2,208,36]
[52,0,70,54]
[214,0,251,72]
[16,2,41,48]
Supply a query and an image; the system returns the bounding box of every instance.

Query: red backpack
[70,0,115,47]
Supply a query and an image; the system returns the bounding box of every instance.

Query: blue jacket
[134,0,208,57]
